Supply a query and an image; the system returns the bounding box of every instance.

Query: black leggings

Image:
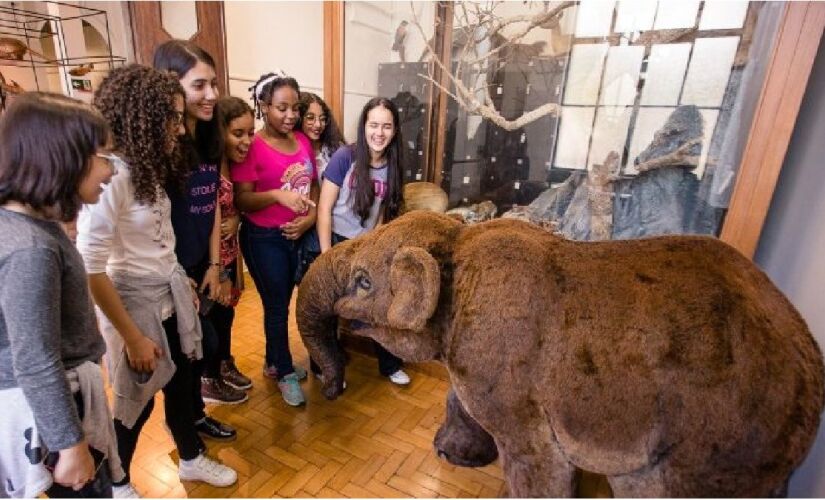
[113,316,201,485]
[207,258,238,368]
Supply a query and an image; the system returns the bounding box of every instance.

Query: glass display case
[342,0,784,241]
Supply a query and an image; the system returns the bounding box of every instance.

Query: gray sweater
[0,208,106,450]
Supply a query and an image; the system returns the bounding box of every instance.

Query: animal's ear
[387,246,440,331]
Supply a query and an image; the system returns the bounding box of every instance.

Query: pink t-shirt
[231,131,317,228]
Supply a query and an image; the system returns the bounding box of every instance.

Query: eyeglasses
[171,110,185,126]
[95,152,119,174]
[304,114,327,125]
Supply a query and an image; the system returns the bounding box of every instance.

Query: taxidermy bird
[0,37,48,61]
[392,20,408,62]
[68,63,94,77]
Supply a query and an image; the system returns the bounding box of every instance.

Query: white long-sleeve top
[76,158,178,319]
[77,158,178,276]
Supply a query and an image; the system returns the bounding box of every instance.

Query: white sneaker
[112,483,141,498]
[388,369,411,385]
[178,454,238,487]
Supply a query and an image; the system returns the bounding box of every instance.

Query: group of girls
[0,36,411,498]
[236,72,412,407]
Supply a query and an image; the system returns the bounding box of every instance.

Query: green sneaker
[277,373,306,407]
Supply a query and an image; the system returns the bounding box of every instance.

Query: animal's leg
[497,431,576,497]
[607,466,668,498]
[434,388,498,467]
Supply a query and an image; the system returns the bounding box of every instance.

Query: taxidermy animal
[296,211,824,497]
[0,37,47,61]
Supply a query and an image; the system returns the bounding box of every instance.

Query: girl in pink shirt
[231,71,316,407]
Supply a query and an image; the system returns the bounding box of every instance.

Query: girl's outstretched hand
[274,190,315,214]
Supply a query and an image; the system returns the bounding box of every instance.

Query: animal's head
[296,211,461,399]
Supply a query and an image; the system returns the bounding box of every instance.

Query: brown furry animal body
[297,211,824,497]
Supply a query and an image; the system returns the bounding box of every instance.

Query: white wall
[224,1,324,108]
[754,38,825,498]
[343,1,433,141]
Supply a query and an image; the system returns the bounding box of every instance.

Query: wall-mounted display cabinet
[324,0,825,258]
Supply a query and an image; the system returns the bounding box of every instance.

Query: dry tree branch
[409,0,570,131]
[468,1,574,66]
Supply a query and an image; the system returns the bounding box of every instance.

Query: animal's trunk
[296,248,350,400]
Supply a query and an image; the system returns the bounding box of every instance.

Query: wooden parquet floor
[125,279,510,498]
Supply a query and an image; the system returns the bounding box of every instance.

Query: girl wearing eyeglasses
[0,92,119,498]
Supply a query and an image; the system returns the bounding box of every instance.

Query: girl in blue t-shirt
[316,97,412,386]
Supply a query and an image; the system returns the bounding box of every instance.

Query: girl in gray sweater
[0,92,118,497]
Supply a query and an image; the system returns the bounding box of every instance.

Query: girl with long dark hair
[316,97,411,386]
[153,40,245,435]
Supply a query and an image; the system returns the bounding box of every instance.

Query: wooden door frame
[128,1,229,95]
[323,1,344,129]
[720,1,825,257]
[323,2,825,259]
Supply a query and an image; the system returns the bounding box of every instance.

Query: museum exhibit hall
[1,0,824,498]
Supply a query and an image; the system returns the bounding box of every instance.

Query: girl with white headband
[231,71,317,407]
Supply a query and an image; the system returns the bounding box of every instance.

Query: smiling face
[302,101,327,142]
[263,85,300,135]
[224,112,255,164]
[78,140,117,204]
[179,60,219,123]
[364,105,395,160]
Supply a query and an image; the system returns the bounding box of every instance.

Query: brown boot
[201,377,248,405]
[220,357,252,390]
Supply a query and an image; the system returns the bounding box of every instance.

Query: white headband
[253,69,289,100]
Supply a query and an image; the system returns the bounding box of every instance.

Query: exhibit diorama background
[1,1,824,496]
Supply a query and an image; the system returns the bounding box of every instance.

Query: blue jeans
[240,220,297,377]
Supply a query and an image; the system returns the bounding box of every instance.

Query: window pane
[345,1,784,240]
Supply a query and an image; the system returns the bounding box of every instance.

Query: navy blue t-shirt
[168,161,219,272]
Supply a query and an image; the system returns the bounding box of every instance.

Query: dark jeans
[113,316,201,485]
[307,232,403,377]
[45,393,113,498]
[240,220,297,378]
[208,258,237,365]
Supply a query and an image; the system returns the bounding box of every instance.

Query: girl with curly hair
[0,92,118,498]
[232,71,317,407]
[76,64,237,496]
[153,40,244,435]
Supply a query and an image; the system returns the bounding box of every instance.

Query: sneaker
[313,370,347,390]
[201,377,248,405]
[195,416,237,441]
[277,373,306,406]
[178,454,238,487]
[388,369,411,386]
[112,483,141,498]
[262,364,307,381]
[221,357,252,390]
